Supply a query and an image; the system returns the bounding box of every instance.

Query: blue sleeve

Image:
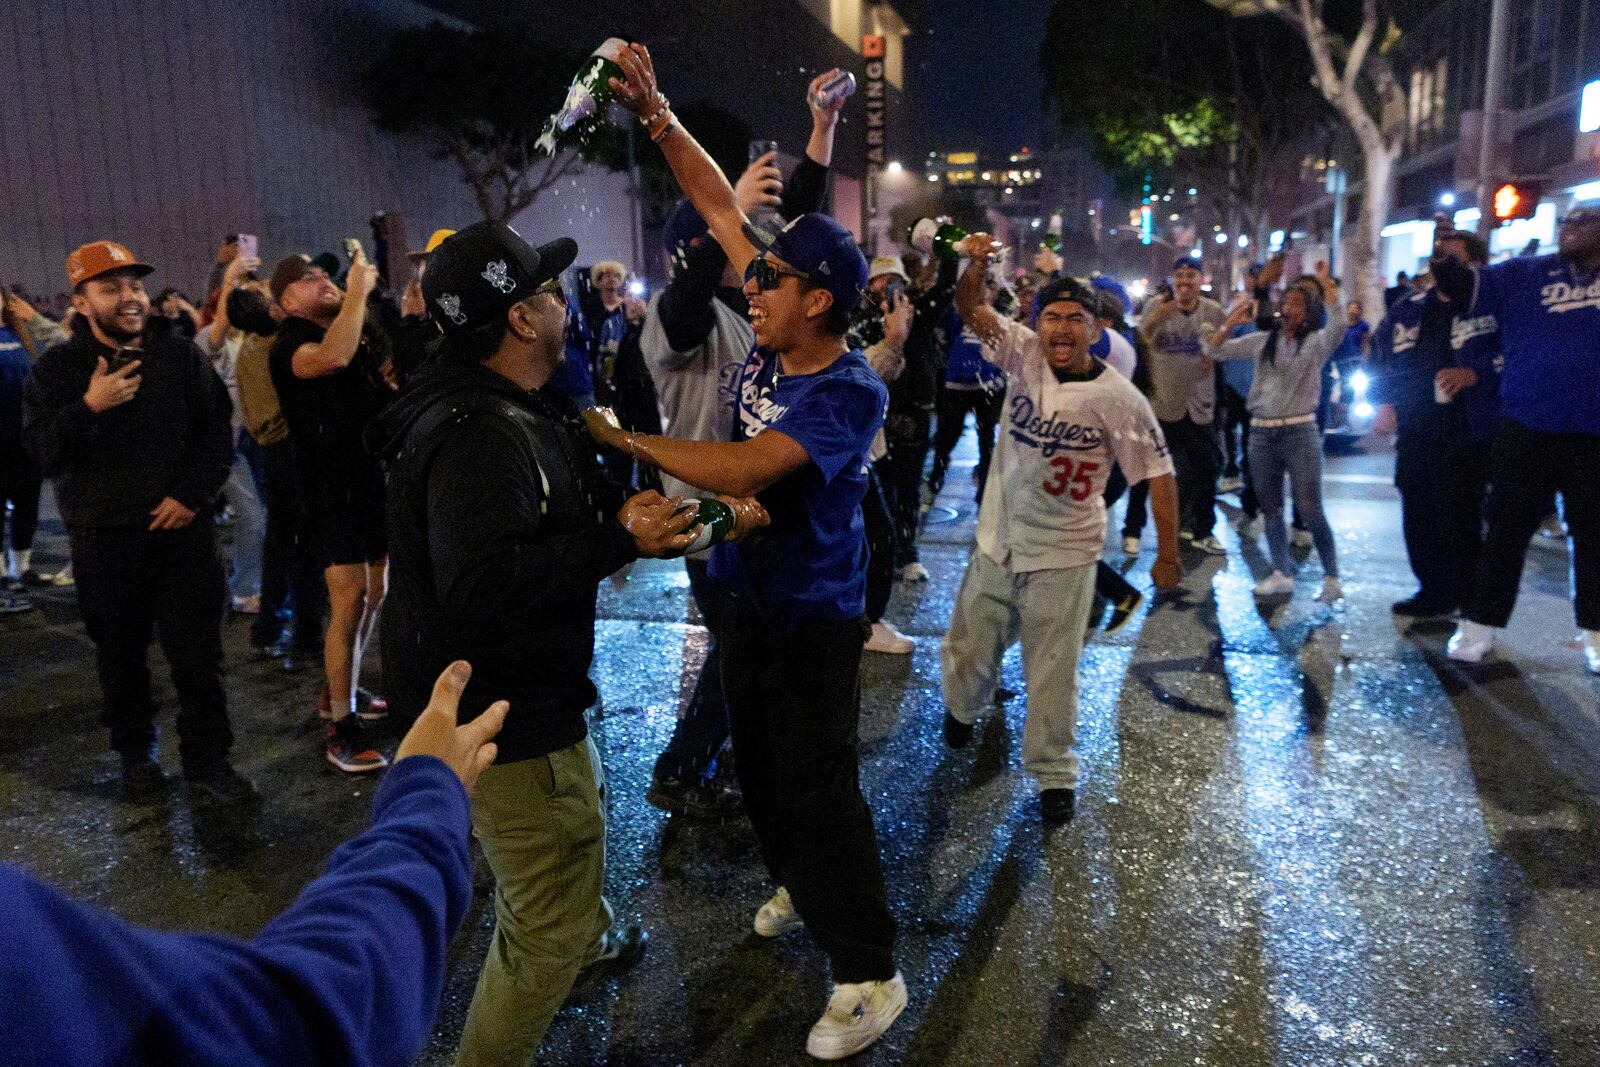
[1367,311,1396,406]
[0,756,472,1067]
[768,373,884,484]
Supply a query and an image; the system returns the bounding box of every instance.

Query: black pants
[1467,418,1600,631]
[721,596,897,982]
[862,469,895,623]
[0,440,42,553]
[69,521,233,769]
[1095,465,1141,606]
[1103,463,1148,538]
[878,407,933,568]
[1217,384,1249,479]
[257,439,325,649]
[654,558,732,785]
[928,387,1002,498]
[1395,426,1490,609]
[1160,415,1218,537]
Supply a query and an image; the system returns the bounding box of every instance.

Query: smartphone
[884,277,906,304]
[343,237,364,262]
[749,139,779,165]
[107,346,141,373]
[236,234,257,261]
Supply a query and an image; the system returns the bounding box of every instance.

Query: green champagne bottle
[681,499,736,553]
[537,38,630,153]
[908,217,970,262]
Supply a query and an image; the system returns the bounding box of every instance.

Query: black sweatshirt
[366,362,637,764]
[23,329,233,529]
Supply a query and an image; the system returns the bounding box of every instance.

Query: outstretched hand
[806,68,847,124]
[395,661,508,795]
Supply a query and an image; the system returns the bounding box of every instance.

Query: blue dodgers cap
[742,212,869,317]
[1088,273,1131,316]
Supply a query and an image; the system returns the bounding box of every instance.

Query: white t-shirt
[977,318,1174,573]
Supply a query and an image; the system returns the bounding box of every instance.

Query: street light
[1439,192,1456,207]
[1214,232,1228,244]
[886,161,903,175]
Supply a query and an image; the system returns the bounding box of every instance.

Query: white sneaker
[899,562,930,583]
[1254,571,1295,596]
[864,620,915,655]
[753,886,804,938]
[1291,529,1314,549]
[1217,476,1244,493]
[1121,535,1141,557]
[1190,535,1226,555]
[1316,577,1343,604]
[231,594,261,615]
[1447,620,1495,663]
[1580,630,1600,675]
[805,972,908,1060]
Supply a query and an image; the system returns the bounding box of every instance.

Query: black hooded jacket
[365,360,637,764]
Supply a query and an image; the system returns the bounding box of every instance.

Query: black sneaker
[579,924,649,979]
[121,756,167,801]
[17,570,49,589]
[0,589,36,614]
[1040,788,1075,826]
[185,761,260,807]
[942,711,974,749]
[1103,589,1144,634]
[1391,596,1456,618]
[646,773,694,815]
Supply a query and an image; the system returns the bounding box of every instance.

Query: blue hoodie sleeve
[0,756,472,1067]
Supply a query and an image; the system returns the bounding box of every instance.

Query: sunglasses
[534,277,565,301]
[744,253,813,291]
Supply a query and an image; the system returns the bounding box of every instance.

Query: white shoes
[1291,529,1314,549]
[805,972,908,1060]
[231,594,261,615]
[899,562,930,583]
[753,886,805,938]
[1316,577,1343,604]
[1217,476,1244,494]
[1581,630,1600,675]
[1121,535,1141,557]
[1447,620,1495,663]
[1190,535,1227,555]
[864,620,915,655]
[1254,571,1294,596]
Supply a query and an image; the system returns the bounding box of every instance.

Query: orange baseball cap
[67,241,155,288]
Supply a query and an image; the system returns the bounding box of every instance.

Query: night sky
[921,0,1053,155]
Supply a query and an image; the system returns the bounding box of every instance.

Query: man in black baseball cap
[366,218,707,1064]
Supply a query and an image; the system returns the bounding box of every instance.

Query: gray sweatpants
[940,549,1097,792]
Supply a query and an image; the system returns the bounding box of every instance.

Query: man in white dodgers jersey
[940,237,1183,825]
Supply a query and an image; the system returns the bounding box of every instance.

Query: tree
[1041,0,1333,284]
[1205,0,1407,316]
[363,22,628,222]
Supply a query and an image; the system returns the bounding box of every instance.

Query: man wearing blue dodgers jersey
[942,237,1183,826]
[589,42,906,1060]
[1436,202,1600,673]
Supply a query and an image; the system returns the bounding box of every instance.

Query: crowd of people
[3,34,1599,1067]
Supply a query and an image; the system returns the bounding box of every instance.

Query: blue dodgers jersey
[1470,253,1600,434]
[1449,311,1501,442]
[940,304,1004,388]
[710,346,887,623]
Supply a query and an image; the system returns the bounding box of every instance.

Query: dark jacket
[23,329,233,528]
[366,361,637,764]
[847,254,959,418]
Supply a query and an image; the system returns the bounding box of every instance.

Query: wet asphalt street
[3,432,1599,1067]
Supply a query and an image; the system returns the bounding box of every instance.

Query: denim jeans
[1247,421,1338,578]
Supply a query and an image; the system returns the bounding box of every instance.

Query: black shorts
[303,462,387,568]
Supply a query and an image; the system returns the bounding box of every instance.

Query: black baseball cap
[421,220,578,334]
[1036,275,1098,315]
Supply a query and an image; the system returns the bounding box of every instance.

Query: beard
[94,304,147,343]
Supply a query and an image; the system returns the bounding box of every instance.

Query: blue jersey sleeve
[768,373,885,484]
[0,756,472,1067]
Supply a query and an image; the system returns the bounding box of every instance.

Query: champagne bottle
[680,499,736,553]
[537,38,630,153]
[907,218,998,262]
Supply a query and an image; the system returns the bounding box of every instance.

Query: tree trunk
[1339,106,1396,323]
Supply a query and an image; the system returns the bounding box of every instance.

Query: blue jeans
[1248,421,1338,578]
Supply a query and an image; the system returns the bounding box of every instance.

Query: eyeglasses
[534,277,565,301]
[744,253,812,291]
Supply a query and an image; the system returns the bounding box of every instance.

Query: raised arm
[954,237,1006,349]
[609,44,758,275]
[803,68,846,168]
[291,256,377,380]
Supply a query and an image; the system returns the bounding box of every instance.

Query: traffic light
[1491,181,1542,223]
